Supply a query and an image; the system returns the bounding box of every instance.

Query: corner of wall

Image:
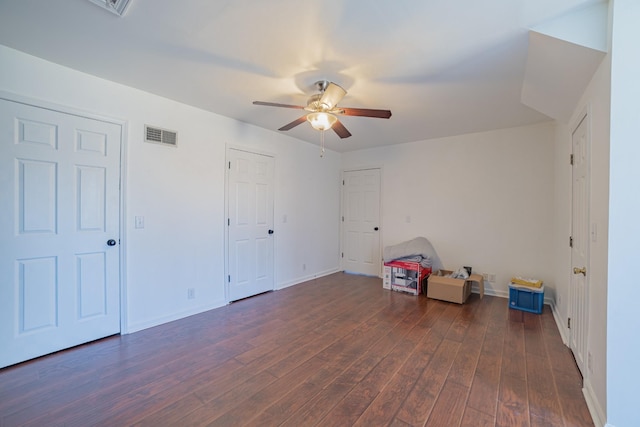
[583,378,607,427]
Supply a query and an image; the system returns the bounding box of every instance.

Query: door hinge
[342,216,344,222]
[341,252,344,258]
[228,161,231,169]
[342,179,345,185]
[568,317,571,329]
[227,218,230,226]
[228,275,231,283]
[569,236,573,248]
[570,154,574,165]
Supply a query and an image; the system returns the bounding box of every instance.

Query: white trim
[583,378,607,427]
[277,268,341,290]
[0,90,128,126]
[0,90,130,335]
[552,300,570,345]
[126,299,227,334]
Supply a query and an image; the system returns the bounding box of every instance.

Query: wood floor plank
[447,297,492,388]
[425,379,469,426]
[466,301,505,419]
[352,372,417,427]
[461,406,496,427]
[501,320,526,381]
[496,373,530,427]
[0,273,594,427]
[526,354,565,426]
[394,338,461,425]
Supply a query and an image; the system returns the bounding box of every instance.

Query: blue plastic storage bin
[509,284,544,314]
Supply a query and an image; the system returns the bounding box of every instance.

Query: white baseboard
[551,301,570,345]
[473,286,508,299]
[123,298,227,334]
[276,268,341,290]
[583,378,607,427]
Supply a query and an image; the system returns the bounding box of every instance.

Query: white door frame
[224,145,276,303]
[0,90,129,334]
[340,166,383,276]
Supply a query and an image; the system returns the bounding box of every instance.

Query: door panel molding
[0,95,125,367]
[569,110,590,378]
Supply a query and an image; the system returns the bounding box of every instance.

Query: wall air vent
[87,0,131,16]
[145,125,178,147]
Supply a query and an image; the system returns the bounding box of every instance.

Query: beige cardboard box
[427,270,484,304]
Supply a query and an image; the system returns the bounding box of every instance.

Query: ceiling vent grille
[145,125,178,147]
[87,0,131,16]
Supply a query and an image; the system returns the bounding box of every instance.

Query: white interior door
[570,114,589,377]
[227,149,275,302]
[0,99,121,369]
[342,168,381,276]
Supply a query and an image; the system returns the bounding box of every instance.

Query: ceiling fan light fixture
[307,112,337,131]
[318,81,346,110]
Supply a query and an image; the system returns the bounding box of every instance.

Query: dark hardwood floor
[0,273,593,426]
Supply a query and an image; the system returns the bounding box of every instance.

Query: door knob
[268,229,274,235]
[374,227,379,231]
[573,266,586,276]
[107,239,117,246]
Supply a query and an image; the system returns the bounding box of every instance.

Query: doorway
[341,168,381,276]
[0,97,122,368]
[226,148,275,301]
[569,112,590,377]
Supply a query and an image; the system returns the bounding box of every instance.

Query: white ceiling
[0,0,603,152]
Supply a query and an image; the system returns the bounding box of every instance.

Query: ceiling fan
[253,80,392,139]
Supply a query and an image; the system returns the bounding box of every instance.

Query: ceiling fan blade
[339,107,392,119]
[253,101,305,109]
[332,119,352,139]
[278,116,308,131]
[319,82,347,110]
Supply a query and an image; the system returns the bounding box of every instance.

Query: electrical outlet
[302,263,306,271]
[482,273,489,281]
[187,288,195,299]
[488,273,496,283]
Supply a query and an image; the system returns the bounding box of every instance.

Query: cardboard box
[427,270,484,304]
[383,260,431,295]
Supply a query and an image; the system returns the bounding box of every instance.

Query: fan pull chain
[320,130,325,157]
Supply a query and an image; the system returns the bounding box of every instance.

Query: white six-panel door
[342,169,381,276]
[227,149,275,302]
[570,114,590,377]
[0,99,121,368]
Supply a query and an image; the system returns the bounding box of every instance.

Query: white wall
[552,52,611,425]
[607,1,640,426]
[342,123,555,297]
[0,45,341,333]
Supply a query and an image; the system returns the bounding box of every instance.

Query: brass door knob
[573,266,586,276]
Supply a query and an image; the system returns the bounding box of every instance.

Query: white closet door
[0,99,121,368]
[227,149,275,301]
[342,168,381,276]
